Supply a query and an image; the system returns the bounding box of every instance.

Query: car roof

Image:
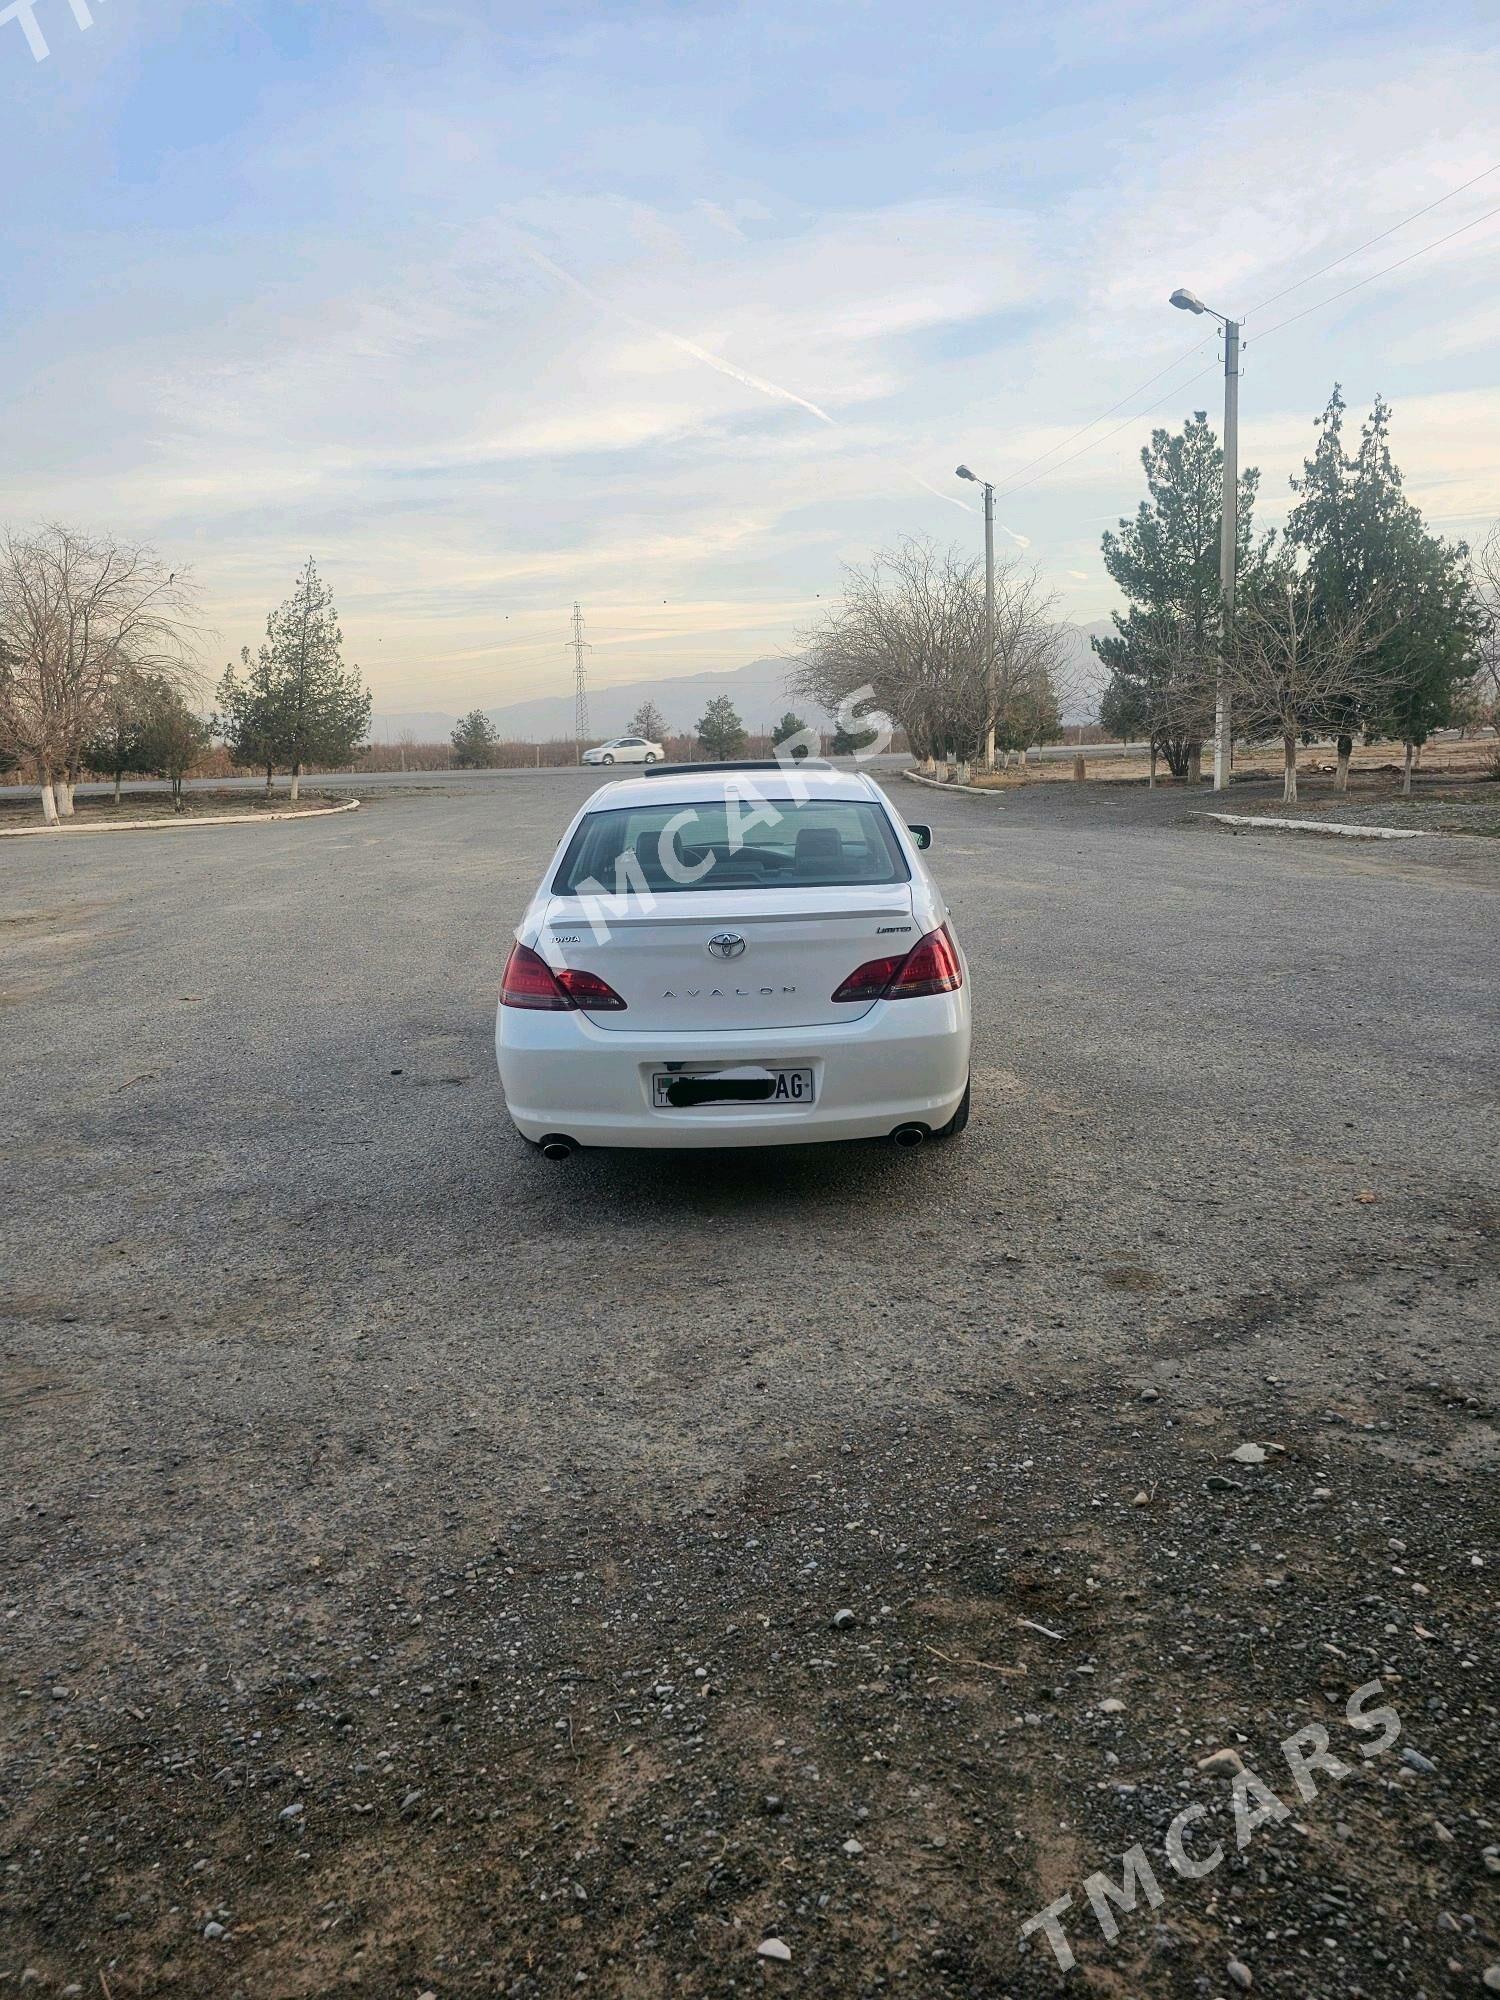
[584,765,885,810]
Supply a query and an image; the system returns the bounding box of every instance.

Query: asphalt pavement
[1,770,1496,1997]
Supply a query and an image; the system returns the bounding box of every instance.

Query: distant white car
[582,735,663,766]
[495,761,971,1153]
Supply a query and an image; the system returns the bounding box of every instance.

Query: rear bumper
[495,994,970,1149]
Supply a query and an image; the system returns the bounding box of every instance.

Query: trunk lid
[540,885,917,1030]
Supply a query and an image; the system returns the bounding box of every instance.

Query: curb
[1197,811,1428,842]
[0,798,362,840]
[902,769,1007,799]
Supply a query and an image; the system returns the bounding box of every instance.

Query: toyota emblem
[707,932,747,960]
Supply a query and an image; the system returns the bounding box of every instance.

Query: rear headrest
[794,825,842,861]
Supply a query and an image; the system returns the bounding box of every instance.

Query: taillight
[831,952,909,1004]
[887,923,963,998]
[500,943,627,1011]
[555,966,627,1010]
[831,924,962,1003]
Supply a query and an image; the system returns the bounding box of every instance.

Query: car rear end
[495,771,970,1150]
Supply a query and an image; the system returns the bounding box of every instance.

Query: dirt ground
[1,771,1496,1999]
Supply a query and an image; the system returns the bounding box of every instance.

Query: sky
[3,0,1499,722]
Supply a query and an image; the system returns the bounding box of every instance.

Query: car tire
[601,753,614,764]
[645,752,658,763]
[934,1073,971,1140]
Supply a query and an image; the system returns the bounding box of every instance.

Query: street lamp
[955,464,997,771]
[1169,286,1240,791]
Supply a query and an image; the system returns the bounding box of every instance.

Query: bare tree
[789,537,1065,771]
[1217,570,1388,804]
[1470,523,1500,745]
[991,567,1070,764]
[0,525,197,822]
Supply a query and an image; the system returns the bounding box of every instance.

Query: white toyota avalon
[495,761,971,1155]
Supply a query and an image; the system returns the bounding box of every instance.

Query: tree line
[1096,388,1492,799]
[0,532,372,821]
[0,525,200,823]
[447,696,852,767]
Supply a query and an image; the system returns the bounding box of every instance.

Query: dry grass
[962,736,1498,789]
[0,787,346,826]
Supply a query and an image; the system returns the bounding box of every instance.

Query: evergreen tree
[451,708,498,768]
[1094,412,1262,775]
[138,676,210,810]
[216,644,288,794]
[1288,390,1476,792]
[771,710,809,752]
[696,695,747,759]
[84,665,154,804]
[257,559,371,799]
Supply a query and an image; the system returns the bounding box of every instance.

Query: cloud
[513,237,838,425]
[3,7,1497,712]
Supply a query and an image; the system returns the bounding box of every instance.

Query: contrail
[911,474,973,513]
[517,238,1038,543]
[516,240,835,425]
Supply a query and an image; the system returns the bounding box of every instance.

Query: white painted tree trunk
[1283,734,1298,803]
[1335,737,1352,792]
[56,780,75,816]
[1402,740,1414,796]
[1148,743,1157,789]
[113,773,123,804]
[40,778,60,825]
[290,764,301,803]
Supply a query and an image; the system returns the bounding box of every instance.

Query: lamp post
[955,464,997,770]
[1169,287,1239,792]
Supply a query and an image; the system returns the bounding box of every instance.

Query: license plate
[652,1067,815,1108]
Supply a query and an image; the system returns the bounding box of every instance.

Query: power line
[1253,199,1500,342]
[942,160,1500,515]
[990,359,1223,505]
[983,334,1215,492]
[1249,160,1500,315]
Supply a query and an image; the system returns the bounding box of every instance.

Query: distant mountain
[1059,620,1114,723]
[371,626,1116,743]
[372,655,810,744]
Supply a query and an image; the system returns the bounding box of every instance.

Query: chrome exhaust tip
[891,1123,927,1149]
[538,1135,579,1161]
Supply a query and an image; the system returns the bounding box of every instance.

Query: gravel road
[2,771,1496,1998]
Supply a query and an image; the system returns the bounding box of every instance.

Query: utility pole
[955,464,998,770]
[569,602,591,764]
[1170,288,1241,791]
[1216,319,1239,792]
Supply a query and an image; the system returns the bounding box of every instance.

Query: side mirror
[907,823,932,851]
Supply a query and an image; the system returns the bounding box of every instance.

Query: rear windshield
[552,797,911,895]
